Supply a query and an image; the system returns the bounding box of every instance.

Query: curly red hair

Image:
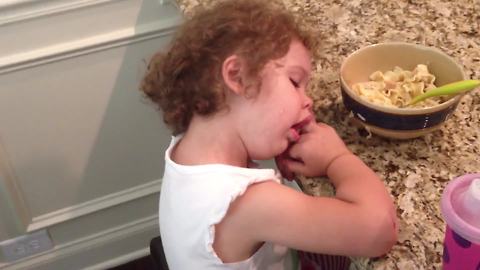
[141,0,314,135]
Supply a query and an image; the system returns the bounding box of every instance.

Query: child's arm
[218,122,397,259]
[282,122,397,254]
[283,122,397,211]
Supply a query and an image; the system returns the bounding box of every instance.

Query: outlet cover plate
[0,229,54,262]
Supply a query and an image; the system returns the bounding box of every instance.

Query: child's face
[238,40,313,160]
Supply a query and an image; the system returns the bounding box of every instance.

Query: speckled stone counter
[174,1,480,269]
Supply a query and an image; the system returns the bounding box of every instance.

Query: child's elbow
[365,211,398,257]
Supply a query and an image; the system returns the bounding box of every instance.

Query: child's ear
[222,55,246,95]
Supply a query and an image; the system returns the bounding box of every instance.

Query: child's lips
[292,115,313,131]
[288,115,313,143]
[288,128,301,142]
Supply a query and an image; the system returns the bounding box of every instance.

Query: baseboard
[0,215,159,270]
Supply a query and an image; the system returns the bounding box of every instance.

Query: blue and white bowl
[340,42,466,139]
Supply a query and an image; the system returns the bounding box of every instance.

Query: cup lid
[466,178,480,202]
[441,173,480,244]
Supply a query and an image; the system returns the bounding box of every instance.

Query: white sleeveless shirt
[159,136,292,270]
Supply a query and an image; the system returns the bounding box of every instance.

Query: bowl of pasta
[340,42,466,139]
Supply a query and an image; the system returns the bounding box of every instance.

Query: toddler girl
[141,0,398,269]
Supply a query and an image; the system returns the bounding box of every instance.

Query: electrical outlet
[0,230,54,262]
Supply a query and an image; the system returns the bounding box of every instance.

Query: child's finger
[283,159,307,176]
[287,142,304,161]
[275,154,295,180]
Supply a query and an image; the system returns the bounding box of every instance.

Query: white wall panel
[0,40,170,219]
[0,0,181,268]
[0,0,178,62]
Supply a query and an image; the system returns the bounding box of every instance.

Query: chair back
[150,236,169,270]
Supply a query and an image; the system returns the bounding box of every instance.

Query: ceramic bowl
[340,42,466,139]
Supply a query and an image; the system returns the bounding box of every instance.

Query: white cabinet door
[0,0,182,268]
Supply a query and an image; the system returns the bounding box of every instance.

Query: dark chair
[150,236,169,270]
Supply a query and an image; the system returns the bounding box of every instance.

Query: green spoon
[407,79,480,106]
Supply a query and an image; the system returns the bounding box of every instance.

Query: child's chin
[276,144,291,159]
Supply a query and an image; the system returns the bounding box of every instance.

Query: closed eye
[289,78,300,88]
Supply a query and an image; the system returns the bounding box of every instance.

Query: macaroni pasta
[352,64,444,108]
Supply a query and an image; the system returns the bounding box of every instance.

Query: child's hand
[275,144,295,181]
[279,121,351,178]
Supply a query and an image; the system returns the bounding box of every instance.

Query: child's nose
[303,94,313,109]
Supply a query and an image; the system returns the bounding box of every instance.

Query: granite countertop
[174,1,480,269]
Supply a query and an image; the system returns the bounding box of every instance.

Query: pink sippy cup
[440,173,480,270]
